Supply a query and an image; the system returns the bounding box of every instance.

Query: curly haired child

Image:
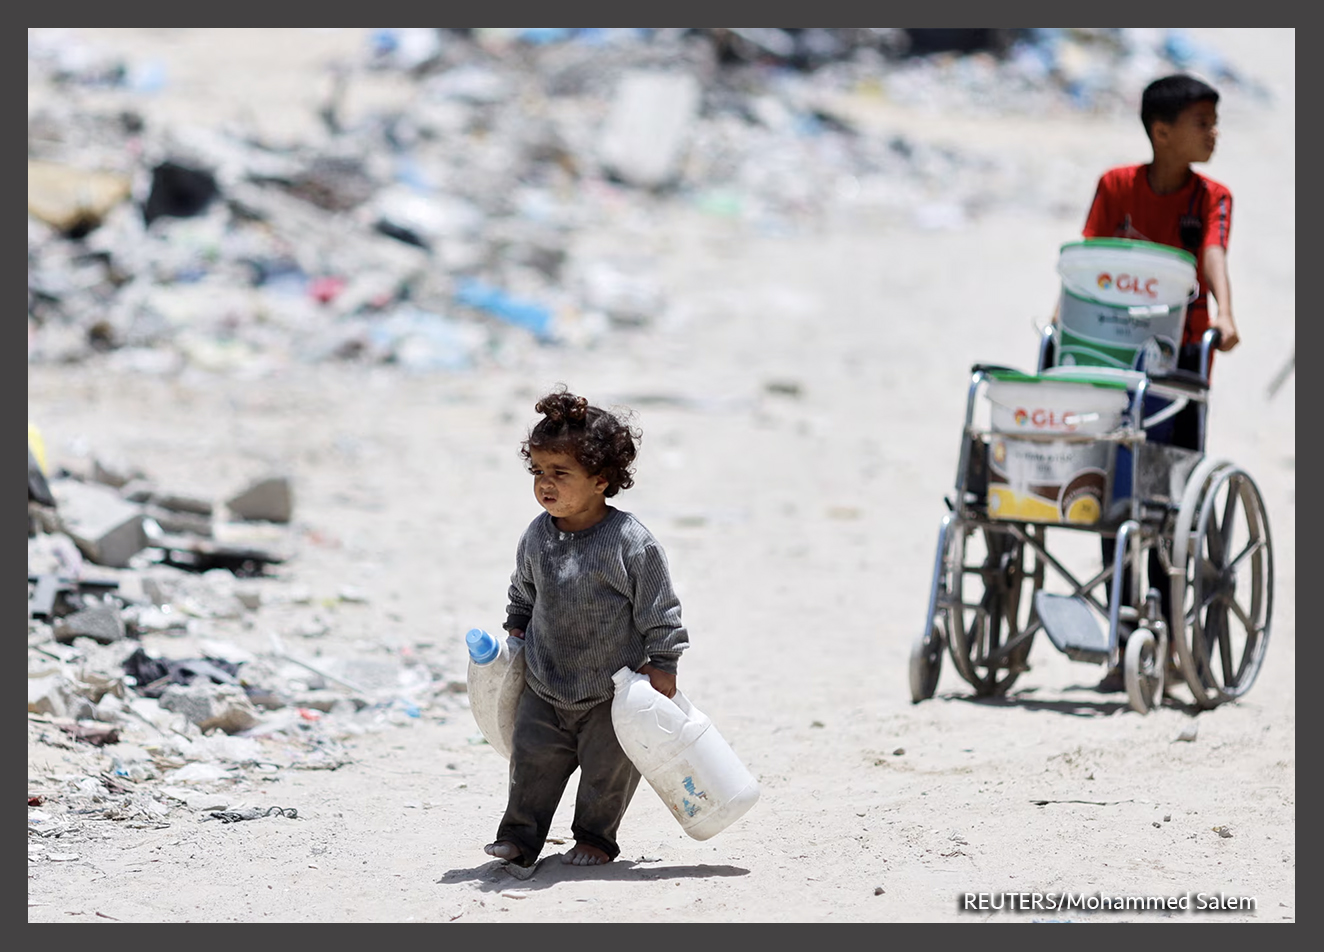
[484,385,689,868]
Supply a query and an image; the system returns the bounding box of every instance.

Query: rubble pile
[27,28,1259,377]
[27,449,470,836]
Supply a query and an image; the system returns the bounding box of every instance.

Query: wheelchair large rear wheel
[1171,460,1273,709]
[939,520,1041,696]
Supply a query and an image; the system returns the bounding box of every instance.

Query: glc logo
[1015,407,1077,431]
[1096,271,1159,298]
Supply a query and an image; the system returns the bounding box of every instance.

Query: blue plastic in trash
[455,279,553,339]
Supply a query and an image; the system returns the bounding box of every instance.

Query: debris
[28,574,119,621]
[157,681,261,734]
[205,805,299,823]
[1266,345,1294,399]
[1030,798,1145,806]
[225,476,294,524]
[122,647,242,699]
[1175,722,1199,743]
[143,161,219,225]
[57,721,121,746]
[1213,825,1233,838]
[28,160,131,235]
[150,532,286,576]
[455,279,555,340]
[52,602,126,645]
[599,70,701,189]
[49,478,147,568]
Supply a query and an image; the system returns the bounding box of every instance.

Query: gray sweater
[504,507,689,710]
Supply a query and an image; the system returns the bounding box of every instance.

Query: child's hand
[1212,315,1240,351]
[509,629,525,639]
[637,664,676,699]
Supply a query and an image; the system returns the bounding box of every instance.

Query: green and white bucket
[984,369,1132,525]
[1055,239,1197,372]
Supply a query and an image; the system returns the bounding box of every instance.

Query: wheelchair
[909,324,1274,714]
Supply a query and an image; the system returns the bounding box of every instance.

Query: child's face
[1156,100,1219,164]
[528,448,609,530]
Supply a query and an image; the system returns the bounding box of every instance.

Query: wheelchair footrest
[1035,592,1110,663]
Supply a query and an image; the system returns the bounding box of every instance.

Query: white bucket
[1055,239,1196,372]
[1057,239,1197,308]
[985,372,1130,525]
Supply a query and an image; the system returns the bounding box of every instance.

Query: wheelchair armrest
[971,363,1025,376]
[1146,369,1209,392]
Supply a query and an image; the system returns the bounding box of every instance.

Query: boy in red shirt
[1075,74,1241,691]
[1082,73,1240,362]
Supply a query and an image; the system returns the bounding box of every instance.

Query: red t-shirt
[1082,164,1232,346]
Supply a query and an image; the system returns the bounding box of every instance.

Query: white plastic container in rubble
[610,666,759,841]
[465,628,526,760]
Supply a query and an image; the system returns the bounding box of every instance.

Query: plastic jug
[465,628,527,759]
[610,666,759,841]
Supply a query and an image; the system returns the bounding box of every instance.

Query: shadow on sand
[438,856,750,893]
[937,686,1201,717]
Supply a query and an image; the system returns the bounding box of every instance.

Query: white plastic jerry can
[610,666,759,841]
[464,628,527,759]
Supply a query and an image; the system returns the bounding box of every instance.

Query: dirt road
[27,28,1293,923]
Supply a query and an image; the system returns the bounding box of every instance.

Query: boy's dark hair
[1141,74,1220,142]
[521,386,639,497]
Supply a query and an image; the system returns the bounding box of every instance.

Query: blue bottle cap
[466,628,499,665]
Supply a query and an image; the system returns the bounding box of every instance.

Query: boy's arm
[1202,244,1239,351]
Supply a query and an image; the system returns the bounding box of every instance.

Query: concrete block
[53,603,126,645]
[225,476,294,523]
[158,682,261,734]
[28,675,69,717]
[143,504,213,537]
[150,490,214,516]
[50,478,147,568]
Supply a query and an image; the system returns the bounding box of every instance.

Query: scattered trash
[1175,722,1199,743]
[1213,825,1233,838]
[25,29,1263,380]
[205,805,299,823]
[454,279,555,340]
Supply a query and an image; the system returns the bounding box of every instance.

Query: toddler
[484,386,689,868]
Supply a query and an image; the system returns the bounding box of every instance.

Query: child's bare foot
[485,841,522,863]
[561,843,611,866]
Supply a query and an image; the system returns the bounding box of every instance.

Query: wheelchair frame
[910,328,1274,713]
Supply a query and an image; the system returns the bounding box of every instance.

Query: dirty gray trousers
[496,688,641,867]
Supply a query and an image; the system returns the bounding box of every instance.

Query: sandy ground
[27,28,1294,923]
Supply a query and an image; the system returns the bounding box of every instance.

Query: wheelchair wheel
[1123,626,1166,714]
[939,520,1040,696]
[1171,460,1274,709]
[908,618,943,703]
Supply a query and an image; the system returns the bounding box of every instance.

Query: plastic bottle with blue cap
[464,628,527,759]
